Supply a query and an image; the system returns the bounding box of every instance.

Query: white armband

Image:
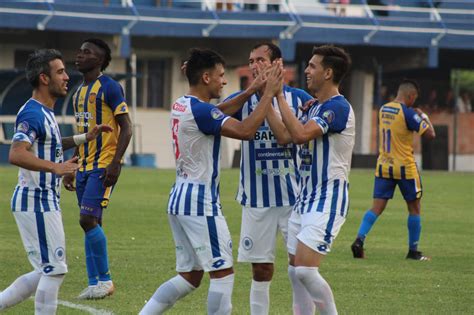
[73,133,87,145]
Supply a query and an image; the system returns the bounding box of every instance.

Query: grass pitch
[1,167,473,314]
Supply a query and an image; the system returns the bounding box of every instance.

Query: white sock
[34,274,65,315]
[295,266,337,315]
[0,271,41,310]
[250,280,270,315]
[288,266,315,315]
[139,275,195,315]
[208,274,234,315]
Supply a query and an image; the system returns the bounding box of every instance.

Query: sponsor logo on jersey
[28,130,36,142]
[382,106,400,114]
[172,102,187,112]
[17,121,29,133]
[120,104,127,112]
[88,93,97,104]
[322,110,335,124]
[255,148,292,161]
[210,108,225,120]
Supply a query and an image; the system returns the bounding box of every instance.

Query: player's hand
[101,160,121,187]
[264,59,283,96]
[247,63,268,95]
[63,172,76,191]
[86,124,114,142]
[53,156,79,176]
[299,99,317,112]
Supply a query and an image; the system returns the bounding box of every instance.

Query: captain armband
[73,133,87,146]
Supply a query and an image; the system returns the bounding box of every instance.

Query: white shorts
[238,206,292,263]
[168,214,233,273]
[287,210,346,256]
[13,211,67,275]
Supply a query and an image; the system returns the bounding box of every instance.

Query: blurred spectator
[457,90,472,113]
[156,0,173,7]
[368,0,388,17]
[330,0,350,16]
[445,88,455,111]
[217,0,233,11]
[426,88,439,112]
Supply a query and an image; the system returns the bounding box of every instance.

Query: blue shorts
[373,176,422,202]
[76,169,114,218]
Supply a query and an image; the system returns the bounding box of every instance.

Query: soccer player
[63,38,133,299]
[224,43,312,315]
[139,48,283,315]
[0,49,110,314]
[351,80,436,261]
[266,45,354,315]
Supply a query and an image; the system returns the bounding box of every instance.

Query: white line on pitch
[58,300,115,315]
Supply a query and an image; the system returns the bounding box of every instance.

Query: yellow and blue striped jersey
[375,102,429,179]
[73,75,129,171]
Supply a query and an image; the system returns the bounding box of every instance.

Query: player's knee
[179,271,203,288]
[252,263,274,281]
[294,266,316,284]
[79,215,97,232]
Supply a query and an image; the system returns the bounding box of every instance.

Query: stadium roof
[0,0,473,60]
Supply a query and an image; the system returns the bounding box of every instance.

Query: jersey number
[172,118,180,159]
[382,128,391,153]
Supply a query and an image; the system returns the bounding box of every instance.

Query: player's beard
[49,82,67,98]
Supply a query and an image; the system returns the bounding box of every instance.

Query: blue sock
[86,226,111,282]
[407,214,421,251]
[357,210,379,241]
[85,237,99,285]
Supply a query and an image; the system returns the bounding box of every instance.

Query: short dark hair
[251,42,282,62]
[399,79,420,95]
[25,49,63,88]
[312,45,351,84]
[185,48,226,86]
[83,38,112,71]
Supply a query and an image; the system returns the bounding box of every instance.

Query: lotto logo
[317,244,328,253]
[43,265,55,274]
[212,259,225,269]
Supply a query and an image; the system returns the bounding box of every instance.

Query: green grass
[1,167,473,314]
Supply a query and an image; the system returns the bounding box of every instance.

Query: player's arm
[414,108,436,139]
[277,97,323,144]
[102,113,133,187]
[61,124,114,151]
[217,66,266,116]
[63,147,78,191]
[221,62,282,140]
[9,141,78,176]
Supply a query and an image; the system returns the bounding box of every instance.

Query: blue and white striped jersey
[168,95,230,216]
[296,95,355,215]
[10,99,63,212]
[225,86,312,208]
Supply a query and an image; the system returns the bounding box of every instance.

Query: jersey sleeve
[192,102,230,136]
[12,110,45,144]
[105,80,129,116]
[403,106,429,134]
[311,100,350,134]
[223,91,243,121]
